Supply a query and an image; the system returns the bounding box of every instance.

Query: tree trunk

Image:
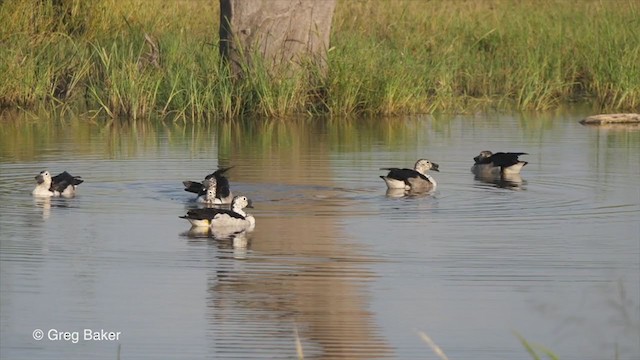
[219,0,336,76]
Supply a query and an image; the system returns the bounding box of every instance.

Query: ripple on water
[371,169,640,229]
[2,115,639,360]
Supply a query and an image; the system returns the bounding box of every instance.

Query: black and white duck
[32,170,83,197]
[380,159,440,192]
[471,151,528,177]
[180,195,255,231]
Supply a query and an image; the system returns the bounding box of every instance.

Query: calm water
[1,111,638,360]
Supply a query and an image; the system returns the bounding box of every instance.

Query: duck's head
[474,150,493,163]
[35,170,52,185]
[231,196,253,211]
[414,159,439,173]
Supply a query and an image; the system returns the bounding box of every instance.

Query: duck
[32,170,83,197]
[380,159,440,192]
[471,151,528,176]
[180,195,255,231]
[183,167,234,204]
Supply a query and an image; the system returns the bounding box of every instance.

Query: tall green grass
[516,336,560,360]
[1,0,638,120]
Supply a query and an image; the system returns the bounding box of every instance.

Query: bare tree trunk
[219,0,336,76]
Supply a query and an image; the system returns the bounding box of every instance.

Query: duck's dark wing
[380,167,420,181]
[490,152,528,167]
[205,167,234,199]
[183,180,204,194]
[50,171,83,192]
[204,166,234,181]
[181,208,222,220]
[181,207,244,220]
[214,177,231,199]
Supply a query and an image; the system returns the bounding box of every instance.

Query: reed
[1,0,638,120]
[418,330,450,360]
[514,332,560,360]
[294,324,304,360]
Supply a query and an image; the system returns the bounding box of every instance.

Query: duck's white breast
[32,185,54,197]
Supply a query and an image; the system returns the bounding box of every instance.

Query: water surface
[1,111,638,360]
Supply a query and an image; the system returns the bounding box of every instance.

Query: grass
[1,0,638,121]
[419,330,561,360]
[515,332,561,360]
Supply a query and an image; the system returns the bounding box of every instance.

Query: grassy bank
[1,0,638,120]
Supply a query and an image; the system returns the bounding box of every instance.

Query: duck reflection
[182,226,252,260]
[33,196,74,219]
[34,196,52,219]
[181,226,211,239]
[474,173,526,190]
[386,187,435,198]
[204,229,388,358]
[202,119,391,359]
[182,226,252,245]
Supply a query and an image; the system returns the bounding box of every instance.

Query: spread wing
[214,176,231,199]
[204,166,234,198]
[183,180,204,194]
[50,171,83,192]
[204,166,234,181]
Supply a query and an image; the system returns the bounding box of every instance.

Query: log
[579,113,640,125]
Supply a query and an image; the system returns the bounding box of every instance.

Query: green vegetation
[1,0,638,120]
[515,332,560,360]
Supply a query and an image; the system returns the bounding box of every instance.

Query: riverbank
[1,0,638,120]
